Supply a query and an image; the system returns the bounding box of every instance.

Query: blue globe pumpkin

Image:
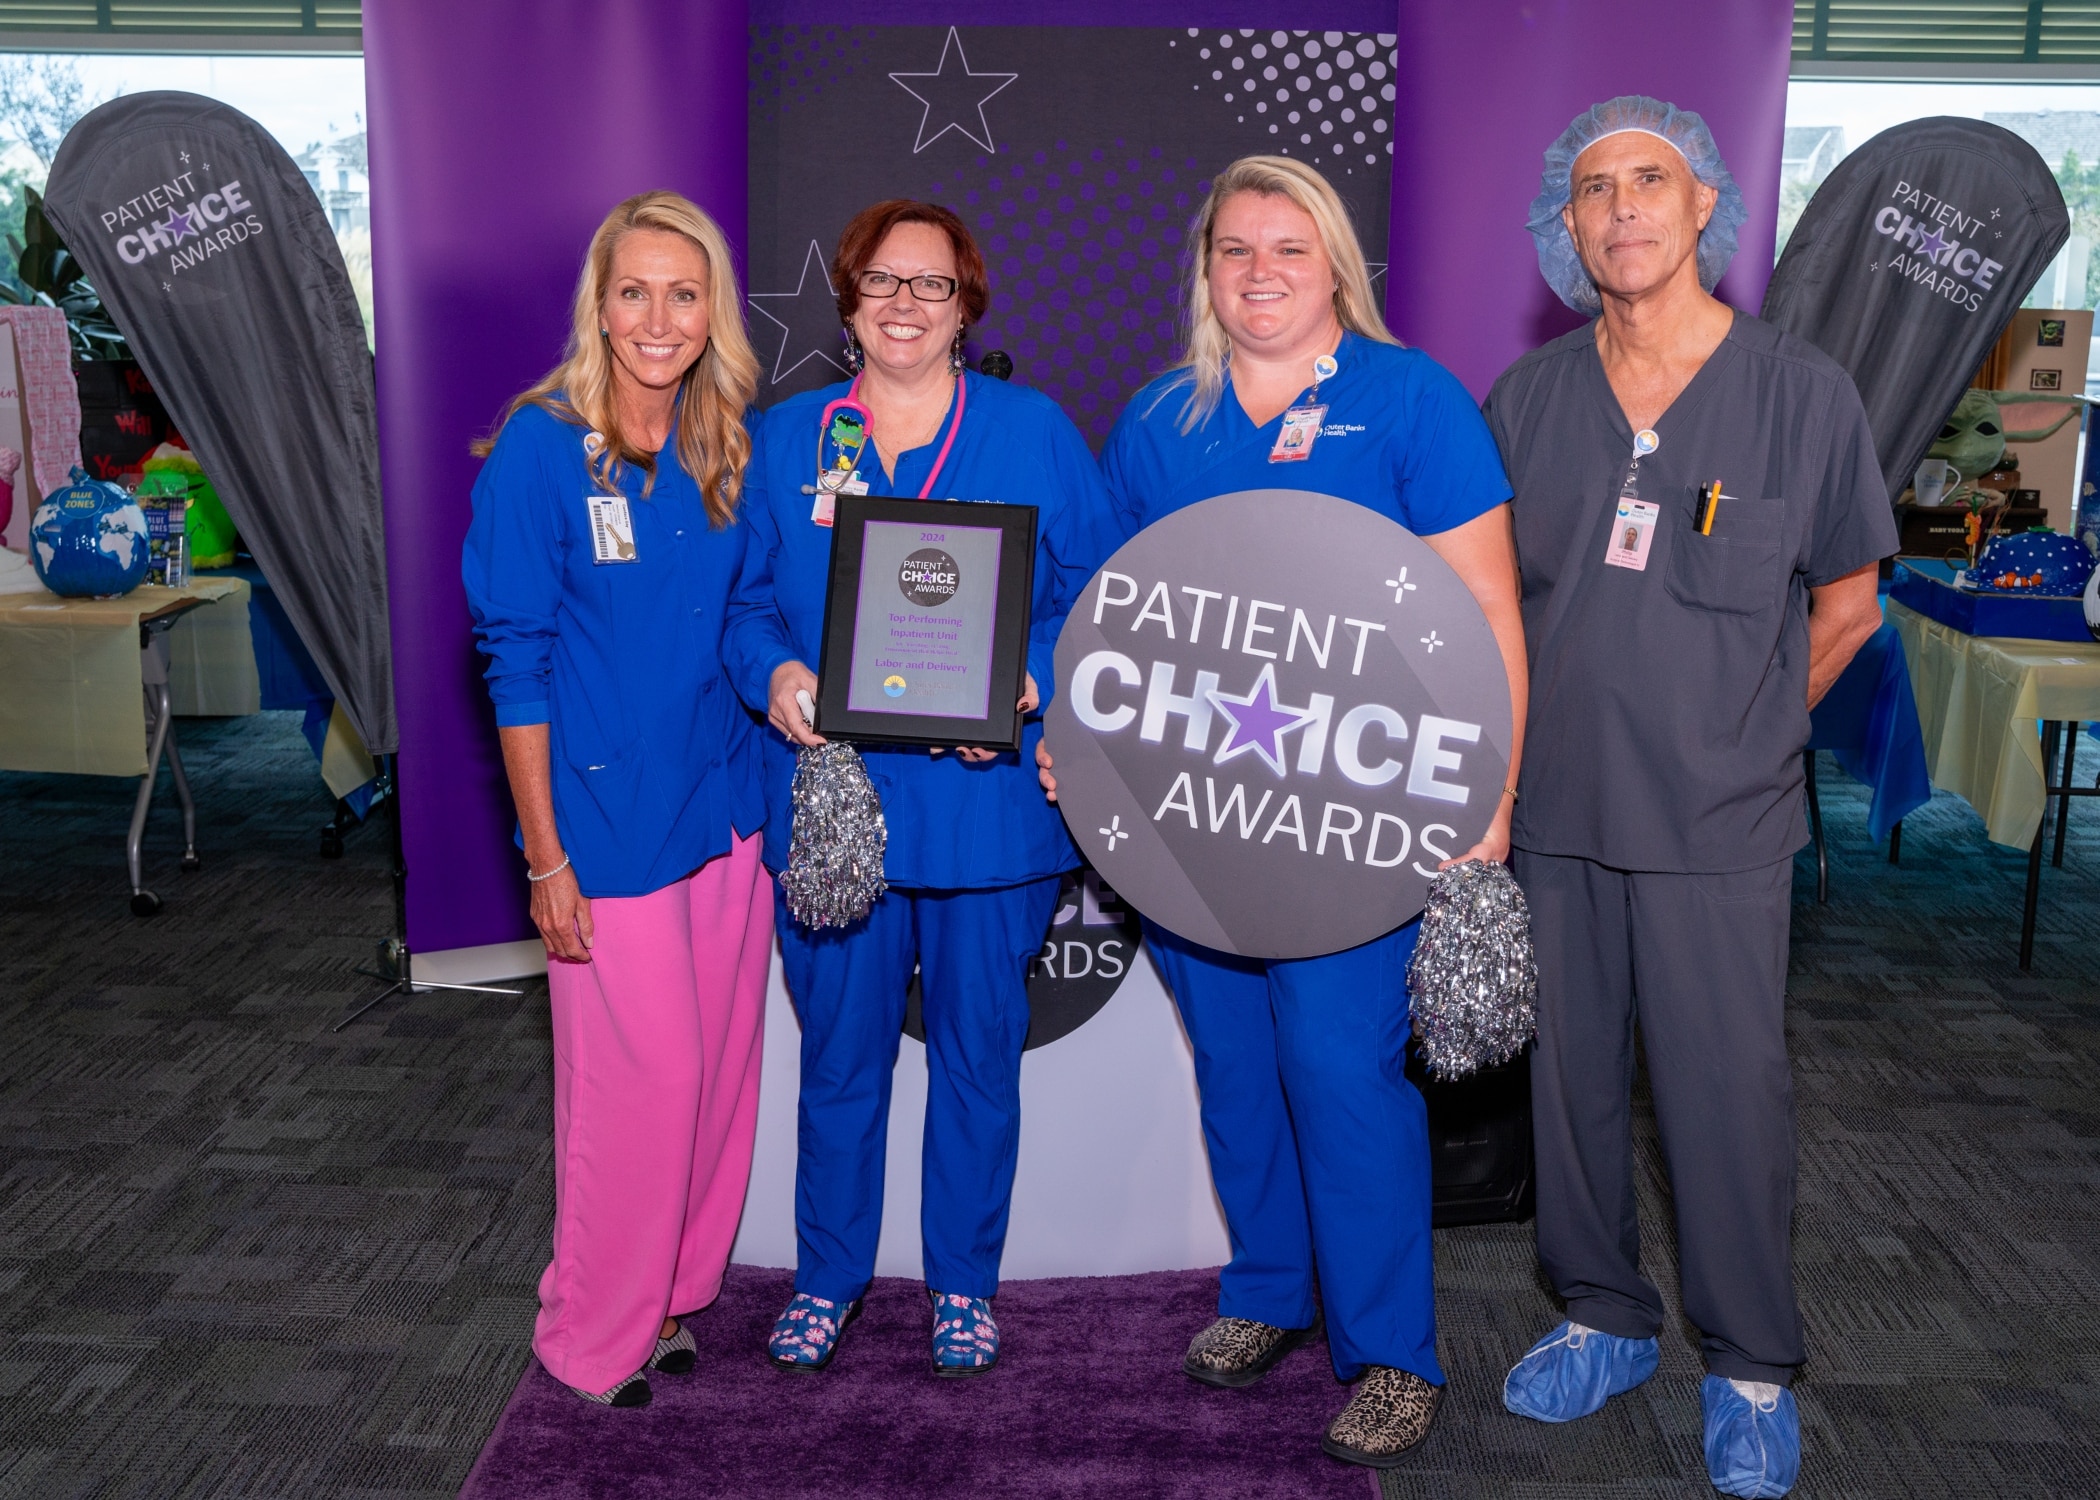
[1973,529,2097,596]
[29,469,149,598]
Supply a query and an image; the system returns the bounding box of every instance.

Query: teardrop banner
[41,91,396,753]
[1761,117,2067,504]
[1044,490,1510,960]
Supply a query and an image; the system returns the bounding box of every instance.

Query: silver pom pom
[1407,860,1538,1080]
[779,742,888,929]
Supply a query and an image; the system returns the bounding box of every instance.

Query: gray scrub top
[1483,311,1897,873]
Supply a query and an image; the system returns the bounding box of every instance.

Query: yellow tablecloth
[0,578,258,776]
[1888,598,2100,848]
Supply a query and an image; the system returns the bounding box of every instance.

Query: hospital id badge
[1269,403,1327,463]
[1603,498,1659,571]
[587,493,637,564]
[810,475,867,528]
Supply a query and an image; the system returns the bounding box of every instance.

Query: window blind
[0,1,358,38]
[1795,0,2100,64]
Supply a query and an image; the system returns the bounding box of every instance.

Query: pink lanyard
[846,371,966,499]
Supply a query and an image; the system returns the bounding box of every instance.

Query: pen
[1700,480,1721,535]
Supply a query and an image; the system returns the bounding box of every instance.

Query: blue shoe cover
[1502,1321,1660,1422]
[1701,1375,1801,1498]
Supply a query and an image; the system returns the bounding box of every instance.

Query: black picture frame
[814,494,1038,750]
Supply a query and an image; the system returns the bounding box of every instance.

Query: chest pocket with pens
[1664,483,1786,616]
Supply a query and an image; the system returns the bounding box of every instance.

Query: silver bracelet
[526,854,571,883]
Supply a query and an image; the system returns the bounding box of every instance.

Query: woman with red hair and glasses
[724,200,1118,1377]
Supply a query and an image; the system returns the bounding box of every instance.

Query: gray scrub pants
[1515,848,1806,1385]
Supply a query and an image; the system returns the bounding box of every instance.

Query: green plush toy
[139,449,236,567]
[1926,388,2095,498]
[1926,390,2012,486]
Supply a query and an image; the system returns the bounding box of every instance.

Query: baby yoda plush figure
[1926,390,2011,489]
[1926,388,2098,564]
[1926,388,2093,501]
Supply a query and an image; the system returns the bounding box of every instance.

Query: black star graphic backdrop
[748,25,1398,446]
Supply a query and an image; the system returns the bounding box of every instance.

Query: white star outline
[747,239,850,385]
[889,27,1017,154]
[1205,662,1316,778]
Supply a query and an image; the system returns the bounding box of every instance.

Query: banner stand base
[332,937,525,1032]
[325,758,526,1033]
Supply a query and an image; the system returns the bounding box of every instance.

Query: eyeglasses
[856,270,959,302]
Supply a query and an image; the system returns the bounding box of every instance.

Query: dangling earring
[949,323,968,376]
[841,324,864,374]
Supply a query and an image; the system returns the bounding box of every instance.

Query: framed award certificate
[814,495,1039,750]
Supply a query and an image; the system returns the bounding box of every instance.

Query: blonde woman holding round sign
[1039,156,1528,1466]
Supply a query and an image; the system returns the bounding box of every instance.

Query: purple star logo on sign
[161,205,198,244]
[1207,664,1313,777]
[1915,226,1951,262]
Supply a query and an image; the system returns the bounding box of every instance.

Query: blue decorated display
[29,468,149,598]
[1971,530,2097,596]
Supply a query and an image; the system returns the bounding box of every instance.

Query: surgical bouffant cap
[1527,95,1748,314]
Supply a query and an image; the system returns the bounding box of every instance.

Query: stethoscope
[810,371,967,500]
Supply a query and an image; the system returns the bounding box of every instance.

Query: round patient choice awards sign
[1045,490,1512,960]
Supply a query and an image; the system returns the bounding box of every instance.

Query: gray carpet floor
[0,714,557,1500]
[2,712,2096,1498]
[1382,747,2100,1500]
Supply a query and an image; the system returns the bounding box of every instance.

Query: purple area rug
[460,1264,1377,1500]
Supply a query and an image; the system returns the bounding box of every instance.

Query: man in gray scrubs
[1483,98,1894,1499]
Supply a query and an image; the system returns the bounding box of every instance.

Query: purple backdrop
[366,0,1793,956]
[365,0,747,953]
[1388,0,1795,397]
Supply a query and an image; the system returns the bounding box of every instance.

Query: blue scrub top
[1102,331,1513,540]
[724,370,1122,890]
[463,401,765,899]
[1102,332,1512,956]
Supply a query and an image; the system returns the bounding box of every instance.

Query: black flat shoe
[652,1321,696,1374]
[567,1370,652,1408]
[1321,1366,1443,1468]
[1182,1313,1323,1389]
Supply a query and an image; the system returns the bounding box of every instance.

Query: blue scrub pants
[777,876,1061,1304]
[1145,919,1441,1385]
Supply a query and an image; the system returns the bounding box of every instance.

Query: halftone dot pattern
[1173,28,1398,175]
[749,24,875,102]
[928,143,1205,445]
[743,26,1395,443]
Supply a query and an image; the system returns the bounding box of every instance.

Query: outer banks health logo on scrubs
[1045,490,1512,960]
[907,866,1141,1049]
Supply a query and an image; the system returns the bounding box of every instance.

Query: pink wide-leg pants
[533,832,772,1394]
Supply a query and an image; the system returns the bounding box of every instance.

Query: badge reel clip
[1269,351,1339,464]
[1603,427,1661,573]
[806,396,873,526]
[581,431,639,566]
